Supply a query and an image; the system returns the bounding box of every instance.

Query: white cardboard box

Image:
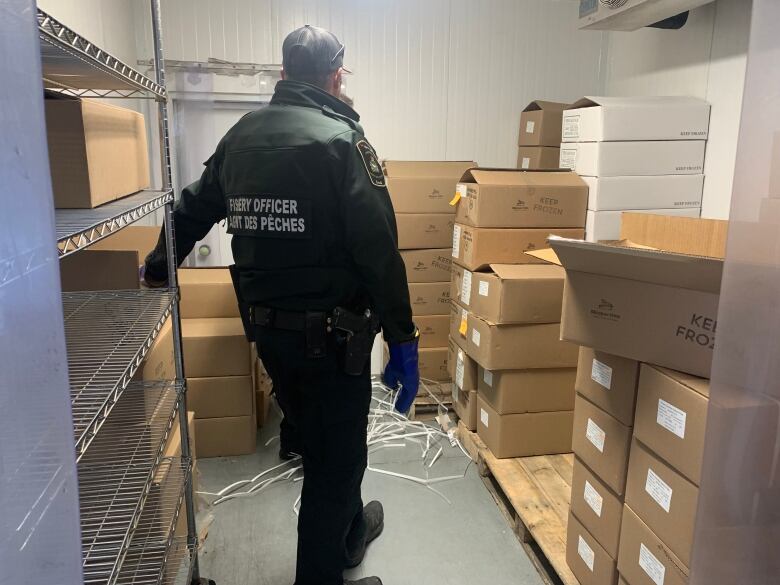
[583,175,704,211]
[562,96,711,143]
[586,208,701,242]
[559,141,705,177]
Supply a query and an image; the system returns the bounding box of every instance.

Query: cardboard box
[384,160,475,214]
[465,310,579,371]
[256,387,272,427]
[179,268,240,319]
[517,146,561,170]
[419,347,449,381]
[571,457,624,558]
[477,396,573,458]
[195,415,256,458]
[583,175,704,212]
[453,224,585,271]
[561,96,710,143]
[454,169,587,228]
[576,347,640,427]
[187,375,254,419]
[453,387,478,431]
[252,355,273,427]
[451,263,565,324]
[45,96,150,208]
[448,336,478,392]
[396,213,454,249]
[566,511,619,585]
[620,212,727,259]
[586,208,700,243]
[573,394,633,495]
[537,230,723,378]
[134,319,175,381]
[519,100,568,146]
[618,505,689,585]
[182,318,251,378]
[559,140,706,177]
[60,225,160,291]
[416,315,449,348]
[625,439,699,566]
[400,248,452,282]
[408,282,450,316]
[478,366,576,414]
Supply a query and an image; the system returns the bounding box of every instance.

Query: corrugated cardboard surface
[179,268,240,319]
[419,347,449,381]
[566,511,618,585]
[452,263,565,324]
[571,457,624,559]
[134,320,174,381]
[519,101,568,146]
[618,505,689,585]
[466,311,579,371]
[187,375,254,419]
[586,208,701,243]
[396,213,454,249]
[182,318,251,378]
[561,96,710,143]
[546,237,722,378]
[408,282,450,316]
[559,141,705,177]
[195,415,257,458]
[573,395,632,495]
[477,396,573,458]
[383,160,475,178]
[625,439,699,567]
[455,169,587,228]
[453,388,478,431]
[387,176,461,214]
[575,347,639,427]
[517,146,561,170]
[454,224,585,271]
[478,366,575,414]
[416,314,449,348]
[400,248,452,283]
[45,97,150,208]
[620,213,728,259]
[448,336,478,391]
[583,175,704,212]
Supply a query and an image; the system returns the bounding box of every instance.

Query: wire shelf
[78,383,185,585]
[116,537,196,585]
[65,290,175,459]
[38,8,166,100]
[56,190,173,258]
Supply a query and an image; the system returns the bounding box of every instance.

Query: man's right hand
[382,332,420,414]
[139,264,168,288]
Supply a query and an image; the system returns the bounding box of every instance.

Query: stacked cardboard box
[178,268,257,458]
[545,215,780,585]
[517,100,568,170]
[387,161,475,396]
[560,97,710,242]
[449,168,587,457]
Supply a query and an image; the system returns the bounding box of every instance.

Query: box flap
[568,96,709,110]
[383,160,476,178]
[523,100,569,113]
[525,247,562,265]
[488,263,565,281]
[654,365,711,398]
[459,168,577,186]
[547,236,723,293]
[620,213,727,259]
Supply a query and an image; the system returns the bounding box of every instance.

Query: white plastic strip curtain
[200,380,472,512]
[690,1,780,583]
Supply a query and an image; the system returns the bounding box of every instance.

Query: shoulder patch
[356,140,386,188]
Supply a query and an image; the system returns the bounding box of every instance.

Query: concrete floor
[196,402,544,585]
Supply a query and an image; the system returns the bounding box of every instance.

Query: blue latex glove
[383,333,420,414]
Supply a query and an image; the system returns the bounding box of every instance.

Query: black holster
[333,307,379,376]
[228,264,255,342]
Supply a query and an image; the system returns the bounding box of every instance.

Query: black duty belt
[250,306,327,332]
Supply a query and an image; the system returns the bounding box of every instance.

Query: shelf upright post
[149,0,202,582]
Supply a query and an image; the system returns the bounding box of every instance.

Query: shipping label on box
[583,175,704,212]
[560,141,706,177]
[454,169,587,228]
[575,347,640,426]
[448,336,478,391]
[396,213,454,249]
[408,282,451,316]
[571,456,624,559]
[400,248,452,283]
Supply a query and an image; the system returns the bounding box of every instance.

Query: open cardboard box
[527,214,727,378]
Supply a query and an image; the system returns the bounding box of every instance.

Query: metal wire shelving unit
[38,2,205,584]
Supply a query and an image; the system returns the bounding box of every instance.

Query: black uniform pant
[255,326,372,585]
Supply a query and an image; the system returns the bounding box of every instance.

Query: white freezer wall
[137,0,606,167]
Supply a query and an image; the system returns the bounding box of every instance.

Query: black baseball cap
[282,25,349,78]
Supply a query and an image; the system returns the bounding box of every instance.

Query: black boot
[344,578,382,585]
[345,501,384,568]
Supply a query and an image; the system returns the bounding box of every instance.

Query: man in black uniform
[143,25,420,585]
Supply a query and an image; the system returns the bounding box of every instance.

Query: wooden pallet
[458,421,579,585]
